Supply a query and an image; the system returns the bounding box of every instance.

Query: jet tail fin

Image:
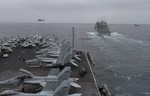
[58,67,71,80]
[53,80,70,96]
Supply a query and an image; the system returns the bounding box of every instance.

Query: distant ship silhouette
[134,24,141,27]
[95,20,111,36]
[37,19,45,21]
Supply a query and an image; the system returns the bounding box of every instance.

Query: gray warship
[95,20,111,36]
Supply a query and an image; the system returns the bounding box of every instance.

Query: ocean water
[0,23,150,96]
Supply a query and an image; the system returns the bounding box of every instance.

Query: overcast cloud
[0,0,150,23]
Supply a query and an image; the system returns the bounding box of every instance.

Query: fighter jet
[0,67,80,88]
[0,68,59,85]
[25,42,70,65]
[28,48,79,68]
[27,43,80,68]
[38,46,72,64]
[0,80,82,96]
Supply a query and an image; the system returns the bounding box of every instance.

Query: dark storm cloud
[0,0,150,23]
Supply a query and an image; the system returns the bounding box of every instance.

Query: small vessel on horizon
[95,20,111,36]
[134,24,141,27]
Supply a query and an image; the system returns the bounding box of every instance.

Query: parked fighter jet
[0,68,59,85]
[0,67,80,88]
[35,41,70,57]
[25,42,70,65]
[28,48,79,68]
[54,48,81,67]
[38,46,72,64]
[26,43,80,68]
[0,80,81,96]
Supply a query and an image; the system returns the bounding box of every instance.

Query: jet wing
[47,51,60,55]
[28,65,42,68]
[0,77,20,85]
[24,79,46,84]
[41,59,57,63]
[0,90,20,96]
[39,82,46,87]
[69,61,78,67]
[70,82,81,88]
[68,93,82,96]
[69,78,79,82]
[74,55,81,61]
[48,54,59,58]
[39,57,56,60]
[19,68,35,77]
[23,75,57,86]
[25,58,40,65]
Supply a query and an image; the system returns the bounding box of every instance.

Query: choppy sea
[0,23,150,96]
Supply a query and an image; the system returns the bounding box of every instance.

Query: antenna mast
[72,27,75,48]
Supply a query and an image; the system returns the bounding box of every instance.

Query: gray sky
[0,0,150,24]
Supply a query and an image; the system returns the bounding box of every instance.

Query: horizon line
[0,21,150,24]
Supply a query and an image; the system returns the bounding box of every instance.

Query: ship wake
[87,31,150,96]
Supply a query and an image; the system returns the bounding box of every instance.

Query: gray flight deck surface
[0,46,101,96]
[70,51,100,96]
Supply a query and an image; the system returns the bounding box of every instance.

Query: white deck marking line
[85,52,101,96]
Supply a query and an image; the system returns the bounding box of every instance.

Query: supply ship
[95,20,111,36]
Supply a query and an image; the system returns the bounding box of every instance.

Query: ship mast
[72,27,75,48]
